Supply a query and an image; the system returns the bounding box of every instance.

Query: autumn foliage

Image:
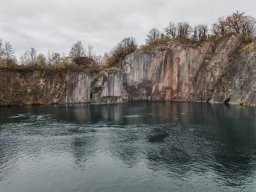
[213,11,255,42]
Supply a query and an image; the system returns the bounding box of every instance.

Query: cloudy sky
[0,0,256,58]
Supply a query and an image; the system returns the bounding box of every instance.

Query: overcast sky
[1,0,256,58]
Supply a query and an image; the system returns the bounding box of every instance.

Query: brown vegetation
[0,11,255,70]
[105,37,137,66]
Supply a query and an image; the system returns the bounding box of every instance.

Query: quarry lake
[0,102,256,192]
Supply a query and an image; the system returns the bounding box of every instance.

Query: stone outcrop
[0,71,93,105]
[0,34,256,106]
[121,34,245,103]
[115,34,256,105]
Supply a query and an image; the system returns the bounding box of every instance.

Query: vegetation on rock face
[0,11,255,71]
[0,40,102,74]
[139,11,256,50]
[104,37,137,67]
[0,39,16,67]
[212,11,256,43]
[69,41,96,67]
[0,11,255,106]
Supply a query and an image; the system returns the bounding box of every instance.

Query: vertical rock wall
[1,34,256,106]
[122,34,240,103]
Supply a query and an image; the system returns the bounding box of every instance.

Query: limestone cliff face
[211,49,256,105]
[122,34,241,103]
[0,71,93,106]
[0,69,127,106]
[0,34,256,106]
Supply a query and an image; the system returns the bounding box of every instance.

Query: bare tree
[4,41,15,64]
[87,45,94,58]
[212,17,226,36]
[165,22,177,39]
[49,52,61,65]
[193,25,208,41]
[106,37,137,66]
[118,37,137,52]
[20,48,38,65]
[69,41,86,62]
[20,50,30,65]
[192,27,198,41]
[30,48,37,64]
[177,22,191,39]
[0,39,5,56]
[242,16,256,37]
[146,28,161,44]
[198,25,208,41]
[36,53,46,65]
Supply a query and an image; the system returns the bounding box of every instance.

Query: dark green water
[0,102,256,192]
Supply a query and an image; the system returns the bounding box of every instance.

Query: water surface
[0,102,256,192]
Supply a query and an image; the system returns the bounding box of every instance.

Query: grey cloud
[0,0,256,59]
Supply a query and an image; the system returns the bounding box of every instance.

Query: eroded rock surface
[1,34,256,106]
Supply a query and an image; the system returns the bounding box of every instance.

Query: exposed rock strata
[0,34,256,106]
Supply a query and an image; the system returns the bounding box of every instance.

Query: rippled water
[0,102,256,192]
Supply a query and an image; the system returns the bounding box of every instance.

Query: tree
[36,53,46,65]
[146,28,161,44]
[118,37,137,52]
[212,17,226,36]
[87,45,94,58]
[241,16,256,38]
[192,27,198,41]
[20,48,38,65]
[30,48,37,64]
[212,11,256,41]
[20,50,30,65]
[69,41,86,62]
[192,25,208,41]
[177,22,191,39]
[0,39,5,56]
[165,22,177,39]
[4,41,15,64]
[49,52,61,65]
[106,37,137,66]
[198,25,208,41]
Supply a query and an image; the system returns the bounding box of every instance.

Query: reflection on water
[0,102,256,192]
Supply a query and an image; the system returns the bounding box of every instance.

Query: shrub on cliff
[0,40,17,67]
[105,37,137,66]
[69,41,99,68]
[212,11,256,43]
[141,23,209,50]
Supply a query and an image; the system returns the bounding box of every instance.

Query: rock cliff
[0,71,92,105]
[0,34,256,106]
[119,34,256,105]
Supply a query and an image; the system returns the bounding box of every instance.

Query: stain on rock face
[1,34,256,106]
[122,34,241,103]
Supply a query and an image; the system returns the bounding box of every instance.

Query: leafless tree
[177,22,191,39]
[69,41,86,62]
[0,39,5,56]
[87,45,94,58]
[30,48,37,64]
[146,28,161,44]
[107,37,137,66]
[193,25,208,41]
[4,41,15,64]
[212,17,226,36]
[20,50,30,65]
[165,22,177,38]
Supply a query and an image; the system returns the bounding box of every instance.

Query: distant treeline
[0,11,255,69]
